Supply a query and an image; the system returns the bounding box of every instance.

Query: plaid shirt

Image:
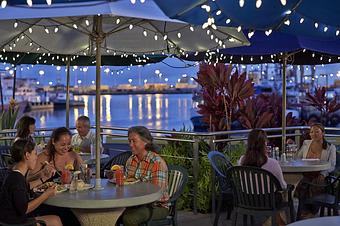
[125,151,169,207]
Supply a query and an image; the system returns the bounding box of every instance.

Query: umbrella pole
[66,58,71,128]
[281,55,287,153]
[94,15,103,190]
[12,65,17,100]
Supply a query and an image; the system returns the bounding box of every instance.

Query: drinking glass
[61,169,71,184]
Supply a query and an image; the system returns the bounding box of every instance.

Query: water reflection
[32,94,193,131]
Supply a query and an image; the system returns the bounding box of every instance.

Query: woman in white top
[295,123,336,219]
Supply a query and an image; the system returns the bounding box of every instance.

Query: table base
[283,173,303,189]
[72,208,125,226]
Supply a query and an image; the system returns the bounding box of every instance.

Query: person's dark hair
[46,127,72,161]
[128,126,155,152]
[11,139,36,163]
[311,123,329,149]
[77,115,90,127]
[241,129,268,167]
[16,115,36,139]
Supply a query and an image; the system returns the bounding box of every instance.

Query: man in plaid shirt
[122,126,169,226]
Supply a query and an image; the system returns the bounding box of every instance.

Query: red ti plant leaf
[195,63,254,131]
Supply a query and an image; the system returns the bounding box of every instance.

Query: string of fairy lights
[0,14,244,66]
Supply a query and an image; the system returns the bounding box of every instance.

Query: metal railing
[1,125,340,214]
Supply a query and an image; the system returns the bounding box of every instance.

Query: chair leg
[320,206,325,217]
[327,207,331,216]
[231,211,238,226]
[271,214,278,226]
[333,207,339,216]
[214,195,222,226]
[173,209,178,226]
[250,215,254,225]
[242,215,247,226]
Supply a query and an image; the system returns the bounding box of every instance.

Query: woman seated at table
[14,115,36,143]
[30,127,83,182]
[0,139,62,226]
[122,126,169,226]
[295,123,336,219]
[239,129,287,189]
[239,129,287,226]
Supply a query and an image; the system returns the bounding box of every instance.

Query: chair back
[167,165,188,203]
[1,154,13,168]
[101,151,132,177]
[227,166,283,211]
[0,167,9,185]
[0,146,11,168]
[208,151,233,193]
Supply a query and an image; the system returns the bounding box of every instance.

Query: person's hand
[44,185,57,197]
[42,162,56,179]
[286,138,295,144]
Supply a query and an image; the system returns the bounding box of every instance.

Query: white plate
[77,184,94,191]
[302,158,320,161]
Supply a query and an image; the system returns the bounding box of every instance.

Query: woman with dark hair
[122,126,169,226]
[30,127,83,180]
[15,115,36,143]
[295,123,336,219]
[0,139,62,226]
[239,129,287,188]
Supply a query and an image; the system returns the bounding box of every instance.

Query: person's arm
[26,186,57,213]
[151,159,168,202]
[320,144,336,177]
[296,140,308,159]
[273,161,287,189]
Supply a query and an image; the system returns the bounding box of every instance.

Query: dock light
[46,0,52,6]
[128,79,132,83]
[56,66,61,71]
[91,80,95,84]
[130,0,136,4]
[77,80,82,84]
[49,81,53,85]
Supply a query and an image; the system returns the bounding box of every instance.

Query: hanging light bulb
[54,27,58,33]
[237,26,242,32]
[280,0,286,6]
[284,19,290,26]
[225,18,231,24]
[130,0,136,4]
[247,30,254,38]
[299,18,304,24]
[189,26,194,32]
[44,27,49,34]
[129,24,133,30]
[211,24,217,30]
[163,35,167,40]
[265,29,272,36]
[239,0,245,7]
[314,22,319,28]
[143,30,147,36]
[154,34,158,40]
[336,30,340,36]
[116,18,120,24]
[73,24,78,29]
[28,27,33,33]
[216,10,222,16]
[177,32,181,38]
[85,19,90,26]
[140,0,145,3]
[13,21,18,28]
[26,0,33,7]
[324,26,328,32]
[1,0,7,8]
[46,0,52,6]
[256,0,262,8]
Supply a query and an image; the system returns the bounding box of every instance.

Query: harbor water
[29,94,193,131]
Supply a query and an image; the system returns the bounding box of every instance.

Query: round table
[287,216,340,226]
[280,159,331,173]
[44,179,162,226]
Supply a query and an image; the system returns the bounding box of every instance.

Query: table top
[287,216,340,226]
[44,179,162,209]
[280,159,331,173]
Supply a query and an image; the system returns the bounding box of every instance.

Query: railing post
[209,136,216,215]
[295,129,300,147]
[193,137,199,215]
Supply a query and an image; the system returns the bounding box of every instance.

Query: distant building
[116,84,136,91]
[143,83,170,90]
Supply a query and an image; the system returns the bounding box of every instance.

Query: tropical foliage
[0,98,19,130]
[303,87,340,125]
[194,63,254,131]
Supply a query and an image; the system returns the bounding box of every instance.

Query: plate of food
[76,179,94,191]
[108,178,139,185]
[34,182,67,193]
